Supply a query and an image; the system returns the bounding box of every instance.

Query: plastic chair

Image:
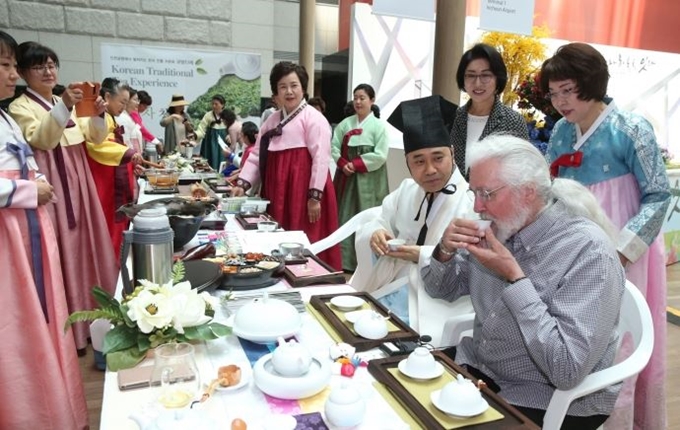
[440,280,654,430]
[308,206,381,255]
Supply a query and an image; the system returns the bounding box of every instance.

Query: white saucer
[330,295,365,311]
[212,367,251,392]
[344,309,373,324]
[430,390,489,417]
[397,359,445,380]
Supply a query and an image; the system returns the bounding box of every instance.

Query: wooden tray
[284,251,345,288]
[235,212,276,230]
[368,352,540,430]
[309,291,419,351]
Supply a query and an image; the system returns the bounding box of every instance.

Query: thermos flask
[120,207,174,295]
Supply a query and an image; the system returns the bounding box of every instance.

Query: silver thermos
[120,208,174,295]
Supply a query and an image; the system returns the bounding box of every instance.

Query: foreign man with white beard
[421,135,625,430]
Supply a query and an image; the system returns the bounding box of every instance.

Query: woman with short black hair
[197,94,229,169]
[449,43,529,178]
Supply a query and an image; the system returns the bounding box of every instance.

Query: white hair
[466,134,618,242]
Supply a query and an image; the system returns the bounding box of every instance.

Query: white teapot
[270,337,313,377]
[324,382,366,427]
[354,311,389,339]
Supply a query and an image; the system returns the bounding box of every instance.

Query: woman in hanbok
[231,61,341,269]
[332,83,389,271]
[541,42,670,430]
[86,78,143,259]
[449,43,529,178]
[160,94,193,154]
[9,41,118,350]
[196,94,227,169]
[0,30,88,430]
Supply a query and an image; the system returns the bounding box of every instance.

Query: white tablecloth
[102,184,407,429]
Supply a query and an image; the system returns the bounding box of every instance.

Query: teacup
[439,374,484,411]
[386,239,406,251]
[278,242,304,260]
[257,221,278,232]
[74,81,101,117]
[472,219,492,232]
[404,347,436,376]
[354,311,388,339]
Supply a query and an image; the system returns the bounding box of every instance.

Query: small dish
[257,220,278,232]
[344,309,373,324]
[214,367,251,392]
[430,389,489,417]
[397,359,444,380]
[330,295,366,311]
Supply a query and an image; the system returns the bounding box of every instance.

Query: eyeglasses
[467,185,506,202]
[30,63,58,74]
[464,73,495,84]
[545,86,577,101]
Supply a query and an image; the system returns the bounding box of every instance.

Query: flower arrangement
[515,72,563,155]
[480,25,550,106]
[65,263,231,371]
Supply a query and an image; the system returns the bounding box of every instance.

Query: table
[99,284,409,430]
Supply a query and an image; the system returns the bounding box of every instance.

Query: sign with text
[372,0,435,21]
[480,0,535,35]
[101,43,261,139]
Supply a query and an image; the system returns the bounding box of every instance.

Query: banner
[480,0,535,36]
[100,43,261,139]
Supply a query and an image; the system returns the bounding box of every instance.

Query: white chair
[440,280,654,430]
[308,206,381,255]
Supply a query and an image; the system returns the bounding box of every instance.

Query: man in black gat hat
[350,95,474,347]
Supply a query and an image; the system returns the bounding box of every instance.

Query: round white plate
[330,295,365,311]
[397,359,445,380]
[430,390,489,417]
[213,366,251,392]
[344,309,373,324]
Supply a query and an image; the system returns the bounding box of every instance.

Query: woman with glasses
[541,42,670,430]
[9,41,118,351]
[86,78,144,260]
[449,43,528,178]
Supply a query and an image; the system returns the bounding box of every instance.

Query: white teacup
[472,219,492,232]
[404,347,436,376]
[257,221,278,232]
[354,311,388,339]
[439,374,484,411]
[386,239,406,251]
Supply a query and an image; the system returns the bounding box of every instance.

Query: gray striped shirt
[422,200,625,416]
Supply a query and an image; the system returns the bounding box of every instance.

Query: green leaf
[106,348,147,371]
[63,309,120,332]
[195,59,203,65]
[209,322,232,337]
[103,325,138,354]
[172,261,186,284]
[181,326,206,340]
[92,286,120,310]
[137,333,151,352]
[196,67,207,75]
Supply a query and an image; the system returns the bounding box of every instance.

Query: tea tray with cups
[367,351,541,429]
[309,292,420,352]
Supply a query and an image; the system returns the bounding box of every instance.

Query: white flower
[199,291,219,310]
[166,281,211,333]
[126,290,174,333]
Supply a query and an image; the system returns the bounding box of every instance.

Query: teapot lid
[134,208,170,230]
[329,382,361,405]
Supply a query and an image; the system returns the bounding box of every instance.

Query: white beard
[485,204,532,244]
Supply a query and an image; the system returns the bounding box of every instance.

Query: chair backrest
[308,206,381,255]
[542,280,654,429]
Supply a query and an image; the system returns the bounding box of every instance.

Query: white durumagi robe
[351,167,474,346]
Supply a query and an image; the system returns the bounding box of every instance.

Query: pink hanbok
[0,110,88,429]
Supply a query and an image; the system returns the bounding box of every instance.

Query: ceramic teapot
[324,382,366,427]
[270,337,313,377]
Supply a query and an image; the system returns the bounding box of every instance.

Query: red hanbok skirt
[263,147,341,270]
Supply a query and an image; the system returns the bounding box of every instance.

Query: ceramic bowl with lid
[232,292,302,343]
